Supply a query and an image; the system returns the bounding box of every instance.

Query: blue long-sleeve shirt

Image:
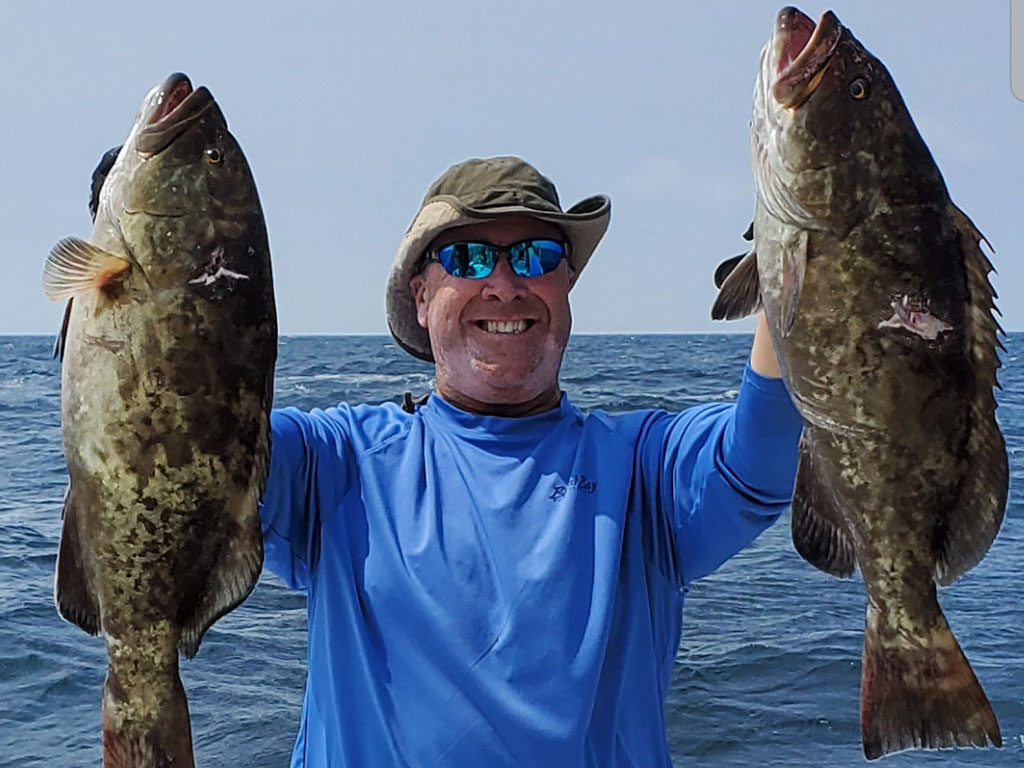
[260,363,802,767]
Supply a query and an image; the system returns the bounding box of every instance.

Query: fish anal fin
[791,434,857,578]
[935,204,1007,586]
[54,486,101,635]
[711,249,761,320]
[177,498,263,659]
[43,237,130,301]
[860,599,1000,759]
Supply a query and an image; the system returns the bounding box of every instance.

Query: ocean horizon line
[7,330,1024,339]
[3,331,758,339]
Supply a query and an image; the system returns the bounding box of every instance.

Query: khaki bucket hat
[386,156,611,362]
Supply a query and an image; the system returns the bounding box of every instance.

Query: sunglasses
[424,239,568,279]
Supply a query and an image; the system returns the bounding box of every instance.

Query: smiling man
[409,214,572,417]
[260,156,803,767]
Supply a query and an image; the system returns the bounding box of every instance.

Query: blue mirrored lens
[435,240,566,279]
[437,242,496,279]
[508,239,566,277]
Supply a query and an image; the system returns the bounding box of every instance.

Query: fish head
[751,7,926,237]
[94,73,264,285]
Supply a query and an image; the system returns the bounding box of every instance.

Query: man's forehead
[431,215,564,248]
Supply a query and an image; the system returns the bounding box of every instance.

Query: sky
[4,1,1021,336]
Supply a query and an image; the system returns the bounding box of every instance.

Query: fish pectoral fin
[54,486,101,635]
[711,248,761,320]
[779,231,808,338]
[935,203,1007,585]
[178,509,263,659]
[43,237,131,301]
[713,252,747,289]
[790,434,856,578]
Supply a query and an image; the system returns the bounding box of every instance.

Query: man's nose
[480,257,527,301]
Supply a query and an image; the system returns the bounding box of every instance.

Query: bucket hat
[386,156,611,362]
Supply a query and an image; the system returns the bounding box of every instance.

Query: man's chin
[469,357,537,386]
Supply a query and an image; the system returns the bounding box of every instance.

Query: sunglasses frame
[422,238,570,280]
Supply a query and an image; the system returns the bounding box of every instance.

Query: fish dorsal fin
[791,432,857,578]
[43,237,130,301]
[711,249,761,320]
[935,204,1007,585]
[89,145,122,222]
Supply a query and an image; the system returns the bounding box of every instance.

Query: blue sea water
[1,333,1021,767]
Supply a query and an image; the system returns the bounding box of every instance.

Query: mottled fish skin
[715,7,1006,760]
[49,73,276,767]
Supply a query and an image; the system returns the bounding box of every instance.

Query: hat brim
[386,194,610,362]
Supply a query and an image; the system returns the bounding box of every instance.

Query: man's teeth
[482,320,529,334]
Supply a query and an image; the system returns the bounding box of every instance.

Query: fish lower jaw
[777,63,830,110]
[770,9,842,108]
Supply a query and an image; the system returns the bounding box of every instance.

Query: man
[260,156,803,767]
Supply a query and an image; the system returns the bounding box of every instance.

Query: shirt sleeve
[259,406,356,590]
[638,362,803,586]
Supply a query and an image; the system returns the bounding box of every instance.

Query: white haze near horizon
[3,1,1021,336]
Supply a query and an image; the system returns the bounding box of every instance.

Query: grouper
[712,7,1007,760]
[43,73,276,767]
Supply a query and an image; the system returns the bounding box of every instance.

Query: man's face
[409,215,573,414]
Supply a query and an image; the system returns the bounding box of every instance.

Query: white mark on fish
[878,295,952,340]
[189,267,250,286]
[82,333,127,352]
[189,246,250,288]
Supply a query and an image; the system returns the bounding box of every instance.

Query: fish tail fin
[860,601,1000,760]
[101,665,195,768]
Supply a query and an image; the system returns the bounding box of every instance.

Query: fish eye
[205,148,223,165]
[849,78,870,100]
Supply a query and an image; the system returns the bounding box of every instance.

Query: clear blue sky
[5,1,1021,335]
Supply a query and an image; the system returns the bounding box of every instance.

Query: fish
[43,72,277,768]
[712,7,1007,760]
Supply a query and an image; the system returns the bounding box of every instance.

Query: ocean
[1,334,1021,767]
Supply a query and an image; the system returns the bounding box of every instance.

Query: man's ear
[410,273,430,329]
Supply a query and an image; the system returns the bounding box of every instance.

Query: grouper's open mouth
[772,8,843,109]
[136,73,214,156]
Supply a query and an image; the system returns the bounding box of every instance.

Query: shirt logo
[550,474,597,501]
